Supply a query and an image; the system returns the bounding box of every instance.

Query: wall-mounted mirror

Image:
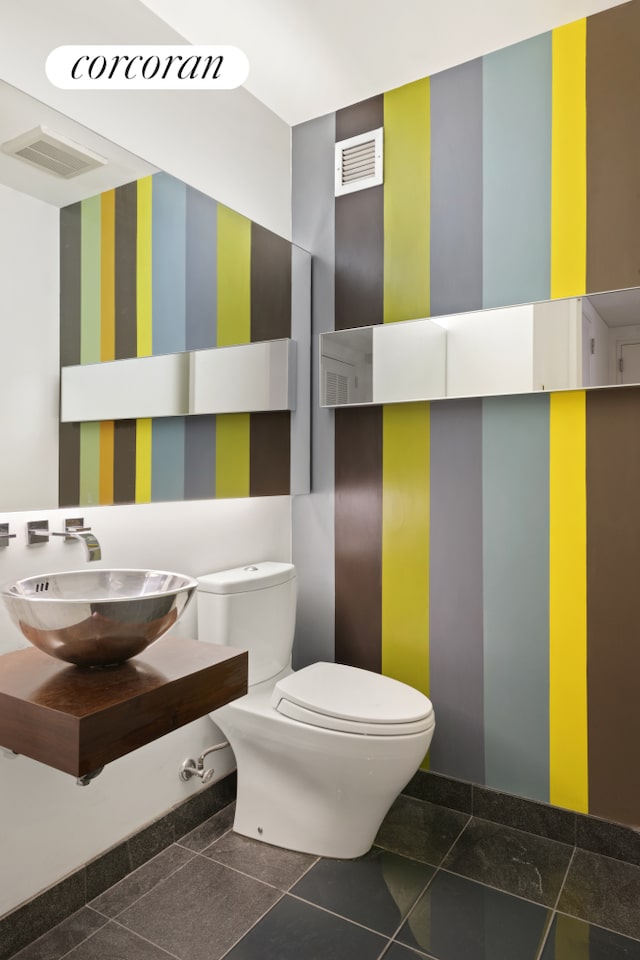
[320,289,640,406]
[0,79,310,512]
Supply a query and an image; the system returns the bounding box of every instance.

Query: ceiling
[0,82,157,207]
[139,0,628,125]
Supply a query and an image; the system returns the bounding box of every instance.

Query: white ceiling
[0,82,158,207]
[140,0,628,125]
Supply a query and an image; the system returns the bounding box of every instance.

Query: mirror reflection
[320,288,640,407]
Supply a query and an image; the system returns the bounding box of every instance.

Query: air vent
[335,127,383,197]
[324,369,349,406]
[2,125,106,179]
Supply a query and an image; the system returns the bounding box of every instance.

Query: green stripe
[217,205,251,346]
[80,195,101,364]
[79,422,100,506]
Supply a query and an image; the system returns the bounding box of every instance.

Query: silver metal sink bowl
[1,569,198,667]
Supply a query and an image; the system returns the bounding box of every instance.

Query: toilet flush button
[244,566,259,572]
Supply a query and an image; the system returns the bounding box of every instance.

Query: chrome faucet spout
[50,528,102,561]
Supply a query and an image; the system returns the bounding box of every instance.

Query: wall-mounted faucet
[27,518,102,562]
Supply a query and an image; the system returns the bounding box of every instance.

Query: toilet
[196,561,435,859]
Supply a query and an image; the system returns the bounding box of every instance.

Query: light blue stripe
[152,173,186,355]
[482,34,552,308]
[151,417,186,502]
[482,393,550,801]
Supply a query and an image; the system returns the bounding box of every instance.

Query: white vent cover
[335,127,383,197]
[2,125,107,179]
[325,369,350,406]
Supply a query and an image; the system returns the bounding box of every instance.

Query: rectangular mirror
[320,292,635,406]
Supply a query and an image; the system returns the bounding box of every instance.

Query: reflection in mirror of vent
[325,370,349,406]
[1,125,107,179]
[335,128,383,197]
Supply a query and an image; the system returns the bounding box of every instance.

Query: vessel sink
[1,569,198,667]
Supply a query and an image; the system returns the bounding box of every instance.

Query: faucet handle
[62,517,90,539]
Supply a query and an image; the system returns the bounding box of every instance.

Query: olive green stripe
[79,421,100,506]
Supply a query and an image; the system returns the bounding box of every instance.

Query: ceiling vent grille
[335,127,383,197]
[1,125,107,179]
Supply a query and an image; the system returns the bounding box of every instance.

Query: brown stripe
[249,412,291,496]
[335,188,384,329]
[113,419,136,504]
[60,202,81,367]
[58,422,80,507]
[334,406,382,673]
[114,181,138,360]
[336,94,384,141]
[250,224,292,341]
[586,2,640,293]
[586,386,640,825]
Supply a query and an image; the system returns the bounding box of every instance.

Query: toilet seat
[271,661,434,736]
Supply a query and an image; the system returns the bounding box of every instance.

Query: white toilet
[196,561,435,859]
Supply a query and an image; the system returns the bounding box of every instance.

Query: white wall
[0,0,291,238]
[0,496,291,916]
[0,182,58,511]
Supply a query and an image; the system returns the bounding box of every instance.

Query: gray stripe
[184,415,216,500]
[291,113,336,668]
[430,59,483,317]
[482,393,550,801]
[429,398,485,782]
[482,34,552,308]
[185,186,217,351]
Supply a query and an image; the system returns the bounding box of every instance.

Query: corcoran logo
[46,45,249,90]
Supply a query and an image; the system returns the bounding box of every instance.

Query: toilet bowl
[197,562,435,859]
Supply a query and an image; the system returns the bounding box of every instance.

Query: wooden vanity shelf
[0,637,247,778]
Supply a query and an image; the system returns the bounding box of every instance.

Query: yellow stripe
[549,390,588,811]
[136,177,153,357]
[382,403,430,699]
[216,204,251,496]
[100,190,115,361]
[216,204,251,346]
[99,420,115,505]
[135,418,152,503]
[215,414,251,498]
[383,78,430,323]
[551,20,586,299]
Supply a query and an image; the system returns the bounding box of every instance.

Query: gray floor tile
[558,849,640,941]
[443,817,573,906]
[375,796,469,866]
[382,944,430,960]
[291,846,435,936]
[541,914,640,960]
[89,844,195,918]
[203,830,316,890]
[396,870,550,960]
[63,922,177,960]
[117,854,281,960]
[222,894,388,960]
[10,908,107,960]
[178,803,236,853]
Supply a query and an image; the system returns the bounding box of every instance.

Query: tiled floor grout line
[216,890,287,960]
[89,847,201,922]
[285,889,394,940]
[191,847,312,893]
[552,907,640,945]
[111,918,183,960]
[532,844,578,960]
[383,814,474,947]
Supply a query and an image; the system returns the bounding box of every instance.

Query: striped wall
[59,173,292,506]
[293,0,640,828]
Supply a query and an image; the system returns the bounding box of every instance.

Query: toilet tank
[197,562,296,686]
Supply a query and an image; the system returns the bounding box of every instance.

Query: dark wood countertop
[0,636,247,777]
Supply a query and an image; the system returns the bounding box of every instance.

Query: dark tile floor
[11,794,640,960]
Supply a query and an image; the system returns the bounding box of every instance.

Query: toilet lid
[271,662,434,736]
